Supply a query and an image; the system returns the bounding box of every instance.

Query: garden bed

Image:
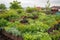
[0,29,23,40]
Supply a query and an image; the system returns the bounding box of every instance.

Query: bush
[0,9,19,21]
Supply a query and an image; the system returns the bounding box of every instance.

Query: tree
[45,0,50,11]
[0,4,6,10]
[10,1,22,9]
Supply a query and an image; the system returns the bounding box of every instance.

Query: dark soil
[20,19,28,24]
[47,22,60,34]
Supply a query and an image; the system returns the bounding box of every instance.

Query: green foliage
[0,4,6,10]
[10,1,22,9]
[4,12,59,40]
[17,9,24,14]
[0,18,8,27]
[23,32,51,40]
[26,7,37,13]
[5,27,21,36]
[44,15,57,26]
[14,21,50,33]
[0,9,19,21]
[50,30,60,40]
[4,21,22,36]
[0,4,6,13]
[55,15,60,21]
[0,1,60,40]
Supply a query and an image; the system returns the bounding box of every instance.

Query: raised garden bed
[0,29,23,40]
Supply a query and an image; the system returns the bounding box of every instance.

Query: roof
[51,6,60,9]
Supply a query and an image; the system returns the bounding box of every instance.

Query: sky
[0,0,60,8]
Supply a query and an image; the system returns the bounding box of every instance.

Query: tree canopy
[10,1,22,9]
[0,4,6,10]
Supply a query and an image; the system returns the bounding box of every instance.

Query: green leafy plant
[50,30,60,40]
[5,27,21,36]
[23,32,52,40]
[26,7,38,13]
[0,9,19,22]
[16,9,24,14]
[55,15,60,21]
[0,18,8,27]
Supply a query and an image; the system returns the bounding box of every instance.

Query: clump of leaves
[55,15,60,21]
[4,21,22,36]
[0,18,8,27]
[26,7,37,13]
[17,9,24,14]
[5,27,21,36]
[50,30,60,40]
[0,9,19,18]
[23,32,52,40]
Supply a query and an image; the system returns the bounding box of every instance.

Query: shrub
[0,9,19,21]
